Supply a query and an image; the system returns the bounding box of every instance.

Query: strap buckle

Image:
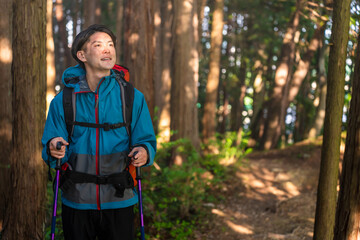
[96,175,108,184]
[103,123,110,131]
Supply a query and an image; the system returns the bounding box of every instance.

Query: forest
[1,0,360,239]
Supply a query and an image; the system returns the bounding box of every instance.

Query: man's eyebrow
[90,40,114,44]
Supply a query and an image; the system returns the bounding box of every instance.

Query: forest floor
[195,137,342,240]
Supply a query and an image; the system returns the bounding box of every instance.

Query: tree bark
[154,0,173,144]
[197,0,207,56]
[2,0,47,239]
[124,0,155,117]
[202,0,224,145]
[46,0,56,113]
[0,0,12,231]
[83,0,101,29]
[170,0,200,165]
[261,0,304,150]
[281,23,325,144]
[287,24,325,107]
[333,20,360,240]
[116,0,124,63]
[55,0,72,69]
[313,0,351,239]
[308,40,327,138]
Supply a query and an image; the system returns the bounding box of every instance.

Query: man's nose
[103,46,110,53]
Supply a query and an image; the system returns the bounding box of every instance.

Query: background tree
[313,0,351,238]
[124,0,155,117]
[154,0,173,144]
[260,0,304,150]
[170,0,200,165]
[46,0,56,113]
[2,0,47,238]
[202,0,224,146]
[0,0,12,230]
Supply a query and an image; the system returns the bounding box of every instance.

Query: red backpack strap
[113,64,130,82]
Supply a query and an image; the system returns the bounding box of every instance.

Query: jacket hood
[62,64,126,93]
[62,64,87,89]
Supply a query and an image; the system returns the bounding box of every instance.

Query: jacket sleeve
[41,92,70,168]
[130,90,157,166]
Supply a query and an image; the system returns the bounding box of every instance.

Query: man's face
[78,32,116,73]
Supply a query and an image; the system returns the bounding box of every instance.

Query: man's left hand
[128,147,148,167]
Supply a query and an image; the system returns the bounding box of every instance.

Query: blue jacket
[42,65,156,210]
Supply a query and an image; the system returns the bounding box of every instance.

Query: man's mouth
[101,57,112,61]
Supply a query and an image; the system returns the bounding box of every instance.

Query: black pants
[62,204,134,240]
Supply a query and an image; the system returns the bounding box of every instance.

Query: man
[42,24,156,240]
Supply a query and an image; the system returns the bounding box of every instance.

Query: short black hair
[71,24,116,69]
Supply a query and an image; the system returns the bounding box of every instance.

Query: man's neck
[85,68,111,92]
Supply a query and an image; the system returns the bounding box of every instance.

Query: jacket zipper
[95,92,100,210]
[95,77,105,210]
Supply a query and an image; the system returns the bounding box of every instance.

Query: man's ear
[77,50,86,62]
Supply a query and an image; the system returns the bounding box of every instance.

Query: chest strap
[67,121,129,131]
[60,169,134,198]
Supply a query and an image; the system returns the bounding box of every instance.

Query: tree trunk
[218,79,229,135]
[197,0,207,56]
[287,24,325,106]
[202,0,224,145]
[313,0,351,238]
[124,0,154,117]
[261,0,303,150]
[334,22,360,240]
[248,46,273,148]
[83,0,101,29]
[72,0,79,44]
[46,0,56,113]
[308,40,328,138]
[55,0,72,69]
[234,60,247,145]
[281,23,325,144]
[2,0,47,239]
[170,0,200,165]
[116,0,124,63]
[0,0,12,231]
[294,74,311,142]
[154,0,173,144]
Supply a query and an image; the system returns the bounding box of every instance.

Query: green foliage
[143,135,249,239]
[144,139,212,239]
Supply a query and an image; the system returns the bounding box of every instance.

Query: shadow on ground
[196,140,323,240]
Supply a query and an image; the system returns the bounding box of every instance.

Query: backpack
[61,64,138,189]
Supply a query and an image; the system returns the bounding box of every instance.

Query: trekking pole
[51,141,63,240]
[134,152,145,240]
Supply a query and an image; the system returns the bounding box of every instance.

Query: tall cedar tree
[154,0,173,144]
[170,0,200,165]
[46,0,56,113]
[55,0,72,69]
[261,0,304,150]
[124,0,155,117]
[0,0,12,229]
[2,0,47,239]
[334,24,360,240]
[202,0,224,145]
[308,40,327,139]
[313,0,351,238]
[283,23,325,142]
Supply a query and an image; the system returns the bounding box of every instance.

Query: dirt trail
[197,140,322,240]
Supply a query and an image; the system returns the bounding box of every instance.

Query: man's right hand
[49,137,69,159]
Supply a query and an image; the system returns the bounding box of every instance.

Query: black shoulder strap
[63,86,75,142]
[116,72,135,142]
